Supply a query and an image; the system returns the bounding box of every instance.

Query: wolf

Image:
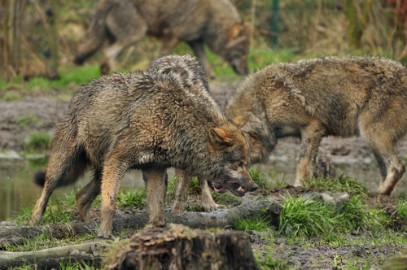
[225,56,407,195]
[31,55,257,238]
[74,0,249,76]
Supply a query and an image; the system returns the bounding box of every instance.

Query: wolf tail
[74,0,114,65]
[33,152,87,188]
[34,170,47,187]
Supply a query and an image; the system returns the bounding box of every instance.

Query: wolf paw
[201,201,218,212]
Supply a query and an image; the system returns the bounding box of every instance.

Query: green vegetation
[25,132,52,151]
[117,188,146,209]
[278,193,391,239]
[279,195,339,237]
[0,65,100,94]
[13,191,76,225]
[256,249,290,270]
[3,91,21,101]
[15,115,38,127]
[397,200,407,220]
[233,215,270,231]
[303,175,369,195]
[249,166,273,190]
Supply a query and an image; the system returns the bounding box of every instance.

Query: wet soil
[0,81,406,269]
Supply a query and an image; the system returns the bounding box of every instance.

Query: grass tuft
[117,189,146,209]
[303,175,368,195]
[233,215,270,231]
[25,132,52,151]
[279,195,339,237]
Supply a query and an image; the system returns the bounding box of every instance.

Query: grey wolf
[226,56,407,195]
[74,0,249,76]
[31,55,257,238]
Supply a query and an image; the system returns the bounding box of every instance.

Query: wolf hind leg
[143,168,168,227]
[368,143,404,195]
[31,146,86,224]
[295,119,325,187]
[100,4,147,74]
[76,168,101,221]
[172,169,192,214]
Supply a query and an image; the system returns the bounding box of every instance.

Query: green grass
[303,175,369,195]
[255,250,290,270]
[278,193,392,240]
[13,191,77,225]
[117,188,146,209]
[397,200,407,220]
[233,215,270,231]
[279,195,339,237]
[0,65,100,94]
[15,115,38,127]
[249,166,273,190]
[25,132,52,151]
[3,91,22,101]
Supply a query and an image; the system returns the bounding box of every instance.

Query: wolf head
[223,23,250,76]
[203,119,258,197]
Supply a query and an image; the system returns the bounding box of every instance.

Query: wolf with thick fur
[31,55,257,238]
[74,0,249,76]
[226,56,407,195]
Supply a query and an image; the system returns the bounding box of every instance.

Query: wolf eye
[237,161,244,167]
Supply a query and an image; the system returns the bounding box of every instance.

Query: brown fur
[31,55,257,238]
[74,0,249,76]
[226,56,407,195]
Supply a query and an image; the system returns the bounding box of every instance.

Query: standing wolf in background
[31,55,257,238]
[74,0,249,76]
[226,56,407,195]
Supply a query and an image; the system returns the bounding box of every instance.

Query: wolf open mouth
[209,181,247,197]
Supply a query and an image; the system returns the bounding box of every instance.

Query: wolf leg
[31,144,85,224]
[370,146,404,195]
[172,169,192,214]
[361,119,405,195]
[373,151,387,184]
[188,40,214,78]
[200,177,218,212]
[295,119,325,186]
[100,6,147,74]
[76,169,101,221]
[98,159,128,238]
[143,168,168,227]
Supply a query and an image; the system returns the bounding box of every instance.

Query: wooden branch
[0,240,109,270]
[0,196,280,247]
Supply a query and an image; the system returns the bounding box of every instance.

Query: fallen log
[0,195,281,248]
[105,224,261,270]
[0,240,110,270]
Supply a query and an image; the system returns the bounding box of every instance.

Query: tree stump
[105,224,260,270]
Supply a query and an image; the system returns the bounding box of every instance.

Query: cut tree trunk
[105,224,261,270]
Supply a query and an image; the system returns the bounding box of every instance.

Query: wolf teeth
[237,186,245,192]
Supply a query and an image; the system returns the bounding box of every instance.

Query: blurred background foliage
[0,0,406,84]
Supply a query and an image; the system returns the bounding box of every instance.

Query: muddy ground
[0,81,406,269]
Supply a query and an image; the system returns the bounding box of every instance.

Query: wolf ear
[209,127,233,146]
[232,115,248,128]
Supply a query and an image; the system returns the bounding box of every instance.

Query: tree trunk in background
[0,0,26,78]
[7,0,25,77]
[345,0,372,49]
[0,0,7,73]
[45,0,60,80]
